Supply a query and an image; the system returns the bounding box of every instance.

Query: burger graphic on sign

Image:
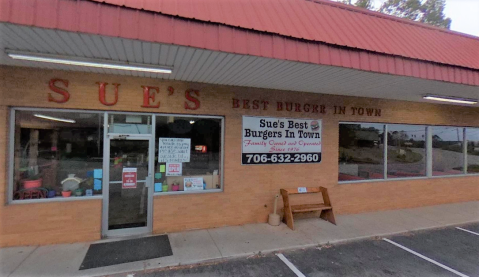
[310,120,320,131]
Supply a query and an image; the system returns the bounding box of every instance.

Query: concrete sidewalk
[1,201,478,277]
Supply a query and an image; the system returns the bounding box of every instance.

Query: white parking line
[276,253,306,277]
[456,227,479,236]
[383,238,469,277]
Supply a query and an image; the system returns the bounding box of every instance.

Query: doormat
[79,235,173,270]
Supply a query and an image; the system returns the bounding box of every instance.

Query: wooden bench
[280,187,336,230]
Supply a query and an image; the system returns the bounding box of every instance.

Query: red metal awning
[1,0,478,86]
[89,0,479,70]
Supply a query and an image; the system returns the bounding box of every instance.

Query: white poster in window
[242,116,321,165]
[184,177,203,191]
[166,162,182,176]
[158,138,191,163]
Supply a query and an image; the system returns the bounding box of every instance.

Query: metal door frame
[102,114,155,238]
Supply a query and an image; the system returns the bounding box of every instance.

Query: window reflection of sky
[388,124,426,142]
[467,128,479,142]
[348,124,479,142]
[433,127,464,141]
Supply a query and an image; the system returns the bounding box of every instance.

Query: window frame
[386,123,428,180]
[431,126,466,177]
[338,122,387,181]
[7,107,225,204]
[8,107,106,204]
[338,121,479,184]
[152,114,225,196]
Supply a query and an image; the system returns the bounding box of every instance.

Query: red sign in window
[122,168,137,189]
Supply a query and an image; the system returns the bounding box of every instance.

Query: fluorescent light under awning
[34,114,76,123]
[423,95,478,105]
[6,50,173,74]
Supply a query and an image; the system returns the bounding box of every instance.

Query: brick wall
[1,65,478,246]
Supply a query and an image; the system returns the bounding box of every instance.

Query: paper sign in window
[166,163,182,176]
[94,179,102,190]
[158,138,191,163]
[184,177,203,191]
[93,169,102,179]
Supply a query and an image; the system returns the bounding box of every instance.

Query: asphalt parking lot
[131,223,479,277]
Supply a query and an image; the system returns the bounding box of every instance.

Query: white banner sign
[242,116,321,164]
[158,138,191,163]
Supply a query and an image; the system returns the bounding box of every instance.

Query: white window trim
[383,124,388,180]
[339,122,479,184]
[154,188,223,196]
[8,195,103,205]
[426,126,432,177]
[7,108,15,203]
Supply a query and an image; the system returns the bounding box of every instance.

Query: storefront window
[432,127,464,176]
[339,122,477,182]
[466,128,479,174]
[387,125,426,178]
[12,110,104,201]
[154,116,222,193]
[339,123,385,181]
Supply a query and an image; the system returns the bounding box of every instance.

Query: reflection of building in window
[432,127,464,176]
[387,125,426,178]
[339,123,478,182]
[338,123,384,181]
[356,129,381,147]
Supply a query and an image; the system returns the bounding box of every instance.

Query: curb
[106,220,479,276]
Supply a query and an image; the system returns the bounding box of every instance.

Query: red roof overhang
[1,0,478,86]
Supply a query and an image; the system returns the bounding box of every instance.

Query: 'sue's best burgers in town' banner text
[242,116,322,165]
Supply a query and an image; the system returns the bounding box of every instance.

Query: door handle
[145,176,152,188]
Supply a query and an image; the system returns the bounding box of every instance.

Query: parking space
[388,223,479,277]
[134,255,297,277]
[458,224,479,234]
[130,223,479,277]
[283,239,457,277]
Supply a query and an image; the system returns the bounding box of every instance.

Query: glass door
[103,135,154,237]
